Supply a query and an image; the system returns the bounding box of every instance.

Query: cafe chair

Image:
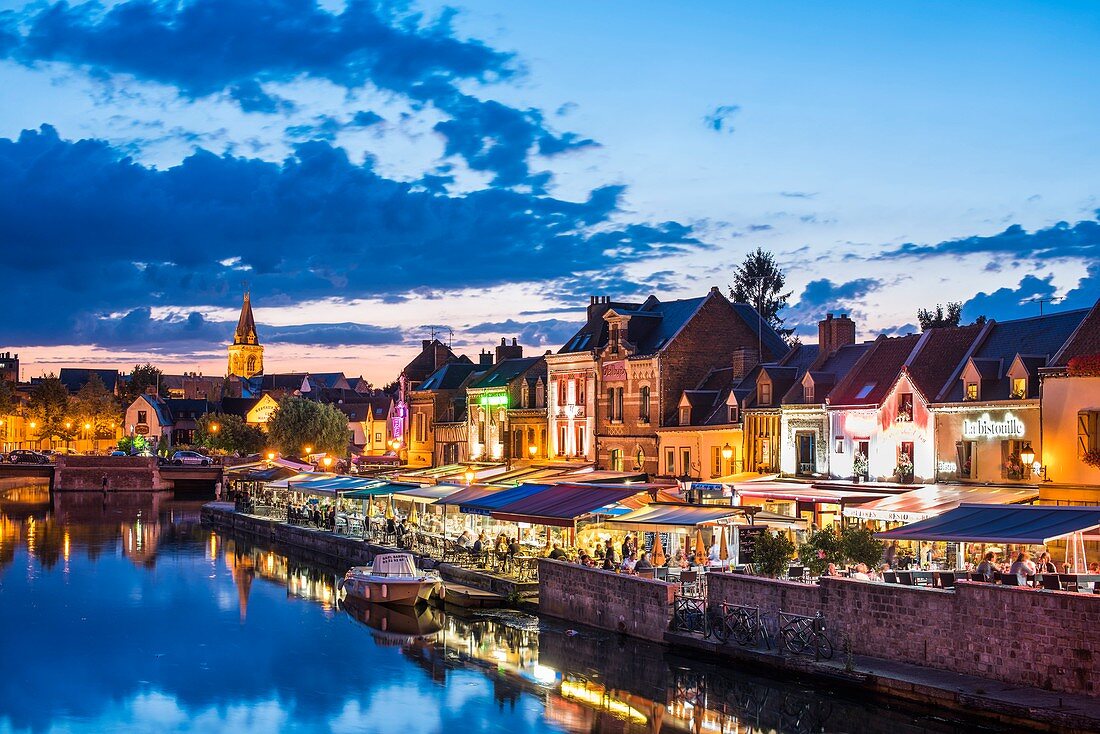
[883,571,898,584]
[1039,575,1062,591]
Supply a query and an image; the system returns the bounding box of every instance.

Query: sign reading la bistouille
[962,412,1025,439]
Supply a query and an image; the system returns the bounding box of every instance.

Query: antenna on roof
[1027,296,1060,316]
[448,328,453,349]
[429,325,437,341]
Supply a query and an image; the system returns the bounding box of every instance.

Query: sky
[1,0,1098,383]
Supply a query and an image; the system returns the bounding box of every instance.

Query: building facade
[408,361,485,466]
[466,350,546,464]
[227,292,264,381]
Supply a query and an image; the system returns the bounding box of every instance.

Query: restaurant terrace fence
[708,572,1100,698]
[538,558,675,642]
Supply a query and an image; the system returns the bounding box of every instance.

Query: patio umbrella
[384,495,395,521]
[694,530,706,566]
[407,501,420,526]
[719,526,729,568]
[652,533,667,568]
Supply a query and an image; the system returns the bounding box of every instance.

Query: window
[1078,411,1099,457]
[607,388,616,421]
[679,405,691,426]
[634,449,645,470]
[610,448,623,472]
[1011,377,1027,399]
[805,383,814,402]
[639,386,650,423]
[727,405,738,423]
[834,437,844,454]
[855,383,876,400]
[615,388,624,421]
[956,440,976,479]
[575,425,586,457]
[758,382,772,405]
[897,393,914,421]
[557,425,567,456]
[609,324,620,354]
[576,378,585,405]
[540,428,546,454]
[965,382,979,401]
[711,446,723,476]
[681,448,692,477]
[137,410,147,425]
[1001,439,1030,480]
[535,381,545,408]
[557,379,567,406]
[375,432,382,443]
[665,447,676,475]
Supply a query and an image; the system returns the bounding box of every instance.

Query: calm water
[0,482,997,734]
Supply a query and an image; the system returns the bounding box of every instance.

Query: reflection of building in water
[223,539,256,622]
[120,518,161,568]
[219,537,338,617]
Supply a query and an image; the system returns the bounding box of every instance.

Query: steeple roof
[234,292,259,345]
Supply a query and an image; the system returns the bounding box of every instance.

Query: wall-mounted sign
[134,424,150,436]
[478,394,508,407]
[602,361,627,381]
[962,412,1025,439]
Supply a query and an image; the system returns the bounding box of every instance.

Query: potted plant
[852,451,868,483]
[895,453,914,484]
[1004,452,1025,480]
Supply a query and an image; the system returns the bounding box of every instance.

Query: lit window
[759,383,772,405]
[1011,378,1026,399]
[805,384,814,402]
[897,393,913,421]
[680,406,691,425]
[965,382,979,400]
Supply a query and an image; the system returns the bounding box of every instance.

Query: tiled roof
[469,357,544,390]
[558,300,643,354]
[730,303,792,361]
[829,334,922,406]
[782,341,874,406]
[59,368,120,394]
[1050,300,1100,367]
[619,295,707,355]
[905,324,985,402]
[415,362,483,391]
[941,308,1089,400]
[219,397,260,418]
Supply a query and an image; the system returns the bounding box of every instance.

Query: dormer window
[897,392,914,422]
[609,324,620,355]
[1011,377,1026,399]
[727,405,738,423]
[805,384,814,402]
[679,405,691,425]
[965,382,979,401]
[759,382,772,405]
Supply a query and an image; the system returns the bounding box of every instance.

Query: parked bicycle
[778,611,833,660]
[709,603,773,649]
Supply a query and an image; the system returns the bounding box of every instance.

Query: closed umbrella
[384,495,395,521]
[652,533,667,568]
[694,530,706,566]
[407,501,420,526]
[719,526,729,569]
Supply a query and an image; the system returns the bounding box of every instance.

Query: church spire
[234,291,259,346]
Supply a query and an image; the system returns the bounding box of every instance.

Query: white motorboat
[339,553,442,607]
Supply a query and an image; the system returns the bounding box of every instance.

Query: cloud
[783,277,885,336]
[0,125,698,349]
[703,105,739,133]
[779,191,816,199]
[0,0,593,187]
[463,318,582,348]
[961,264,1100,322]
[878,214,1100,261]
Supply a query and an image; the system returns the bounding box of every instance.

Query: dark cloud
[0,125,697,349]
[703,105,739,133]
[779,191,816,199]
[464,318,582,349]
[961,264,1099,323]
[0,0,592,187]
[878,214,1100,260]
[783,277,885,335]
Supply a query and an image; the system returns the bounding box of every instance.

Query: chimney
[422,339,431,350]
[479,349,494,366]
[731,346,759,379]
[495,338,523,363]
[818,313,856,358]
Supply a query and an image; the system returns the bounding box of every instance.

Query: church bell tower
[228,291,264,379]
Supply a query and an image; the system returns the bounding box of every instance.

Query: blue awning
[875,503,1100,544]
[455,483,552,516]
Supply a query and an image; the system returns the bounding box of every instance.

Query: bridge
[0,457,223,495]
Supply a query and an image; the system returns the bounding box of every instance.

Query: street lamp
[304,445,313,456]
[266,451,276,461]
[1019,443,1035,467]
[323,456,333,470]
[721,442,733,474]
[464,468,475,486]
[210,422,220,434]
[528,444,537,458]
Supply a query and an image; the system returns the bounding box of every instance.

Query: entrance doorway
[796,432,816,476]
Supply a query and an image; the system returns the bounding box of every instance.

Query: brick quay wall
[707,573,1100,698]
[538,559,676,642]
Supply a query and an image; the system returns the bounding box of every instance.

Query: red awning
[492,484,644,527]
[434,484,507,507]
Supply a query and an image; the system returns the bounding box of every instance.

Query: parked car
[8,449,50,465]
[109,450,127,457]
[171,450,212,466]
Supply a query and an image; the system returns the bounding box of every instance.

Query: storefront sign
[962,412,1025,439]
[478,393,508,407]
[845,507,932,523]
[601,361,627,381]
[134,424,149,436]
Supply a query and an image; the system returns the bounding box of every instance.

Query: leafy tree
[0,379,16,420]
[196,413,266,456]
[125,363,164,401]
[917,302,962,330]
[72,372,120,452]
[266,397,350,457]
[380,379,400,396]
[729,247,794,343]
[28,374,71,447]
[752,530,796,578]
[840,525,885,569]
[798,526,845,577]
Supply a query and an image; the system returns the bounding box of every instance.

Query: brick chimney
[495,337,523,363]
[818,313,856,358]
[479,349,493,366]
[731,346,759,379]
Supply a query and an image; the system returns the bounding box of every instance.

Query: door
[796,432,816,476]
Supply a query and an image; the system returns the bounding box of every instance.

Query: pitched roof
[828,334,922,407]
[233,291,259,345]
[905,324,985,401]
[164,398,214,419]
[58,368,120,394]
[469,356,544,390]
[415,361,483,391]
[783,341,873,406]
[136,394,174,426]
[219,397,260,419]
[558,299,643,354]
[1051,299,1100,368]
[941,308,1090,400]
[730,302,792,361]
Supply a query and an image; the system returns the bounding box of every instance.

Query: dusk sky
[2,0,1098,384]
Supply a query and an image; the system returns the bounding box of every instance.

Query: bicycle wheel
[732,616,754,646]
[759,626,773,651]
[781,627,806,654]
[814,634,834,660]
[710,613,730,643]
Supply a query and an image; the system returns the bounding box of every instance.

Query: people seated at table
[472,532,485,555]
[577,548,595,567]
[671,548,688,569]
[548,543,568,560]
[1035,552,1057,574]
[603,539,618,566]
[592,543,604,560]
[975,552,997,582]
[635,552,654,572]
[601,552,616,571]
[1009,551,1036,584]
[823,562,839,577]
[456,530,473,549]
[620,552,637,574]
[851,563,872,581]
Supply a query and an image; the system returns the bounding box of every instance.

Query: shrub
[753,530,795,578]
[841,525,885,569]
[799,526,845,576]
[1083,449,1100,470]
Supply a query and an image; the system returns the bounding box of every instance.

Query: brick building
[408,360,486,466]
[466,343,547,463]
[594,287,787,475]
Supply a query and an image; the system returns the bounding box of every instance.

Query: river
[0,482,999,733]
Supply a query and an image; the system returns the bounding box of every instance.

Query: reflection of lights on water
[559,680,647,724]
[63,530,71,563]
[208,533,217,561]
[266,552,274,573]
[532,664,557,685]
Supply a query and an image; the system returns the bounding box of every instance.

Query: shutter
[1079,412,1092,458]
[1000,440,1010,479]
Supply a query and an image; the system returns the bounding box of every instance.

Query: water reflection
[0,484,994,734]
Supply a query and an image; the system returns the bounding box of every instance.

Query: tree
[0,379,15,420]
[917,302,962,330]
[72,372,120,452]
[752,530,796,578]
[798,526,845,577]
[125,363,164,402]
[729,247,794,343]
[27,374,71,448]
[840,526,885,569]
[196,413,266,456]
[266,397,350,457]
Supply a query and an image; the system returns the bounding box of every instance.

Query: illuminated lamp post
[266,451,276,461]
[29,420,37,451]
[721,443,733,475]
[529,444,538,460]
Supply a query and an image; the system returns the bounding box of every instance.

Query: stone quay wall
[708,573,1100,698]
[54,455,167,491]
[538,559,676,642]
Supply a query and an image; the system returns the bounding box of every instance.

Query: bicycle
[708,603,772,649]
[778,611,833,660]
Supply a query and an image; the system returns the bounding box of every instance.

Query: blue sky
[0,0,1097,382]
